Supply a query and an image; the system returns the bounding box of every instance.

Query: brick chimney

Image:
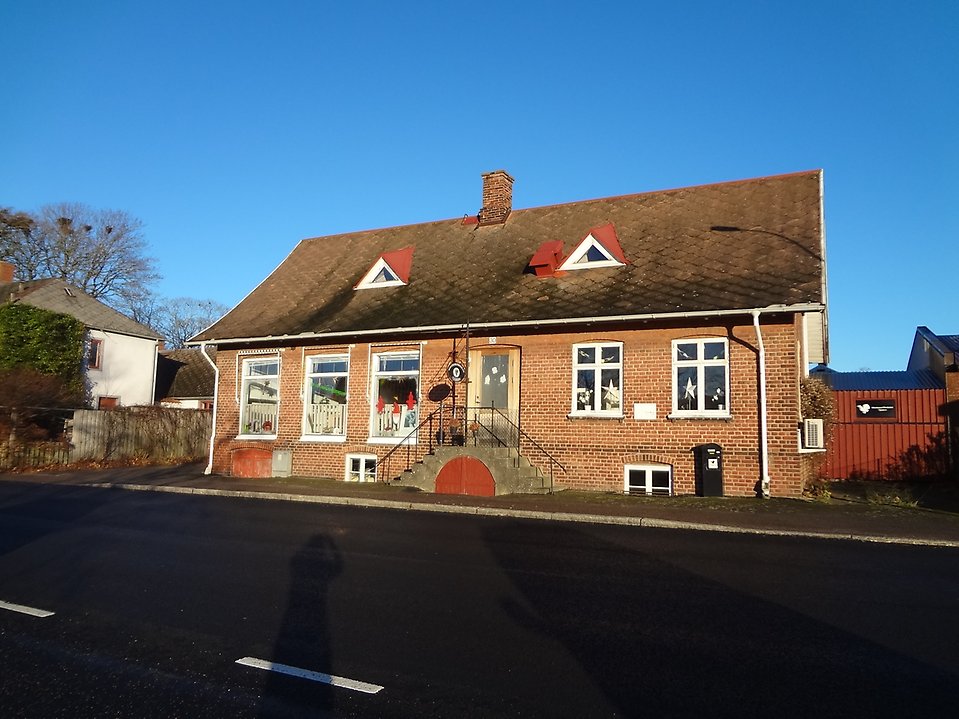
[477,170,514,226]
[0,261,14,283]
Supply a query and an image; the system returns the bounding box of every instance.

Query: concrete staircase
[389,445,555,495]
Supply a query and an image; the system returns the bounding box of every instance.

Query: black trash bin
[694,443,723,497]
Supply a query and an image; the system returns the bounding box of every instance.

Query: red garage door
[435,456,495,497]
[232,448,272,478]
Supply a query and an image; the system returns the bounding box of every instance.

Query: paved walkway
[3,463,959,547]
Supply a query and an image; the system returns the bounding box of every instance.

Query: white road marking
[0,599,55,618]
[235,656,383,694]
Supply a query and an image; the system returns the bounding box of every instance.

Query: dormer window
[355,246,414,290]
[558,223,627,271]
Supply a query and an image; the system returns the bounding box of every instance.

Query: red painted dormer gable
[355,245,415,289]
[557,222,629,271]
[528,240,565,277]
[587,222,628,264]
[381,246,414,283]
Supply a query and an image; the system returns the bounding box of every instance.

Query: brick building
[191,170,828,497]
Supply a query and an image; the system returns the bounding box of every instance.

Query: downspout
[150,340,160,406]
[199,343,219,475]
[752,311,771,498]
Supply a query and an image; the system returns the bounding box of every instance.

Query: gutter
[189,303,826,347]
[198,343,219,475]
[753,311,771,498]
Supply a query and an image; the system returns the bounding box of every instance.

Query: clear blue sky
[2,1,956,371]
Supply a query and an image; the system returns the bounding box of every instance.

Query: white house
[0,261,161,408]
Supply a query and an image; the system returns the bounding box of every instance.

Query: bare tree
[0,208,34,261]
[1,203,160,314]
[150,297,230,348]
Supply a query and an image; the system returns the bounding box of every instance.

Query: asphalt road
[1,481,958,718]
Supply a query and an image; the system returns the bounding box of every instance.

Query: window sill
[666,413,732,421]
[366,436,417,446]
[567,412,625,420]
[299,435,347,443]
[798,446,826,454]
[235,434,277,441]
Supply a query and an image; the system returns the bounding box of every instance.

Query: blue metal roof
[938,335,959,354]
[811,369,944,391]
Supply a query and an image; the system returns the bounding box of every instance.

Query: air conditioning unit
[803,418,825,449]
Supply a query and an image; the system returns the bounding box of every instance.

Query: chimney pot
[477,170,514,226]
[0,261,14,283]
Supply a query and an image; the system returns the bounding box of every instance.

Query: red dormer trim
[585,222,628,264]
[380,246,414,283]
[529,240,565,277]
[354,246,415,289]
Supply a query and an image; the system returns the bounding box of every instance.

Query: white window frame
[355,257,406,289]
[368,351,420,444]
[87,337,103,370]
[570,342,624,417]
[624,464,672,496]
[558,233,625,271]
[671,338,730,418]
[238,356,280,438]
[345,453,377,482]
[301,353,349,441]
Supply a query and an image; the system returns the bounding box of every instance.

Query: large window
[571,342,622,416]
[624,464,672,496]
[672,339,729,416]
[240,357,279,436]
[303,354,348,437]
[370,352,419,439]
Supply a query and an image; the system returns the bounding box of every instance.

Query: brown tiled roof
[192,171,825,344]
[155,348,216,400]
[0,278,161,339]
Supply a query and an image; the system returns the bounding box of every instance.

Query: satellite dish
[427,383,452,402]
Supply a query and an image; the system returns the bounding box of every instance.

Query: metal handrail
[377,404,566,493]
[466,405,566,493]
[377,407,441,483]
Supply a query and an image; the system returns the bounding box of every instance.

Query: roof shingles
[194,171,825,343]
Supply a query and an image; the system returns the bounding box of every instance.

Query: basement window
[625,464,672,496]
[345,454,377,482]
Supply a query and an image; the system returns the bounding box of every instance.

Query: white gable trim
[355,257,406,289]
[557,233,624,271]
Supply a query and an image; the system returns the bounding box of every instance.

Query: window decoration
[303,354,348,436]
[625,464,672,496]
[371,352,419,439]
[558,222,627,271]
[345,454,377,482]
[355,246,415,289]
[571,342,623,415]
[240,357,279,436]
[672,339,729,416]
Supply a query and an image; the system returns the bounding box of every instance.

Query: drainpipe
[752,311,771,498]
[199,343,219,475]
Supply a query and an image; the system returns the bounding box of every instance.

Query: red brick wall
[210,318,807,496]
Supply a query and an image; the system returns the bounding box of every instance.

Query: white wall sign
[633,403,657,420]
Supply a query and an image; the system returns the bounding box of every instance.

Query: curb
[87,482,959,549]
